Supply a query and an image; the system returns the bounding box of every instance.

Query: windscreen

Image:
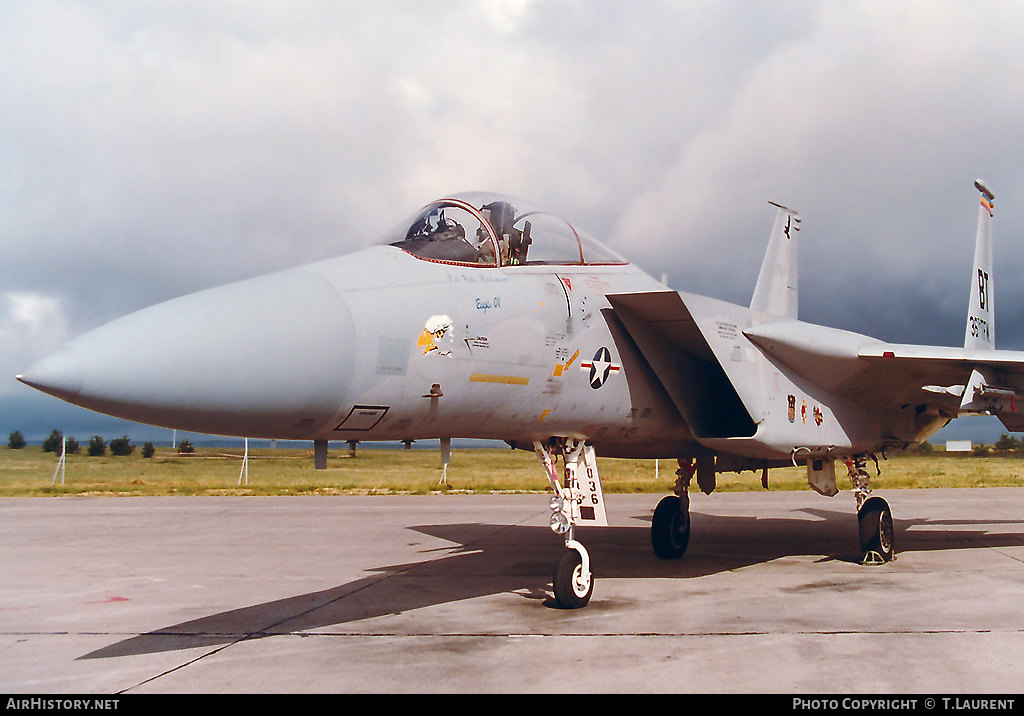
[381,193,626,268]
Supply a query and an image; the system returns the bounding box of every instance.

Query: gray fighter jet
[18,182,1020,608]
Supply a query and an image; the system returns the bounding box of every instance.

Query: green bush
[994,433,1022,452]
[8,431,26,449]
[109,435,134,456]
[142,442,155,458]
[87,436,106,457]
[42,429,62,453]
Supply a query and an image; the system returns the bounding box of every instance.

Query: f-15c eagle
[18,180,1016,608]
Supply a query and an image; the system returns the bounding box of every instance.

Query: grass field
[4,444,1024,497]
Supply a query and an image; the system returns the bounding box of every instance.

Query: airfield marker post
[50,437,66,486]
[238,437,248,486]
[439,437,451,484]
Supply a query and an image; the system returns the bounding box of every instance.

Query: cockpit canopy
[379,192,625,268]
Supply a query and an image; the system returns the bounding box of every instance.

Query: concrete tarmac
[2,489,1024,694]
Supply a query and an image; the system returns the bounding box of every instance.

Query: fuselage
[330,246,687,456]
[18,192,944,465]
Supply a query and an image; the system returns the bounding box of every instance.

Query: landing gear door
[571,445,608,527]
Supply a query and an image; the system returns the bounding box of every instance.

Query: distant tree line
[966,433,1024,457]
[916,434,1024,456]
[7,429,163,458]
[993,433,1024,452]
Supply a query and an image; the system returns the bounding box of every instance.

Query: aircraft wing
[858,343,1024,374]
[610,289,1024,438]
[858,343,1024,430]
[733,316,1024,431]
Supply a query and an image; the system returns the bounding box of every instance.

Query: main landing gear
[648,454,895,566]
[858,496,895,563]
[535,439,607,609]
[652,494,690,559]
[847,456,895,564]
[651,458,700,560]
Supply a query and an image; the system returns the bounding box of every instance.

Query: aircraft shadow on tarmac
[80,504,1024,660]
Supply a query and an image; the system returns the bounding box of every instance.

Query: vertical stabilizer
[965,180,995,351]
[750,202,801,319]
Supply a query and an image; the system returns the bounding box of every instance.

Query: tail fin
[958,181,1023,418]
[750,202,801,319]
[965,180,995,350]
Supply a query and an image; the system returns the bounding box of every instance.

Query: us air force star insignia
[580,347,620,389]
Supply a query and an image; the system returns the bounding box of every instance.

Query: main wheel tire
[858,496,894,562]
[651,494,690,560]
[552,550,593,609]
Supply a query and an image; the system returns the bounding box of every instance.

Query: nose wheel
[553,543,593,609]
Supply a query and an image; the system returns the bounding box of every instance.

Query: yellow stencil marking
[552,349,580,377]
[470,373,530,386]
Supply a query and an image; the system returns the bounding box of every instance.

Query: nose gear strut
[534,439,606,608]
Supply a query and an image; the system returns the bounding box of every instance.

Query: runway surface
[2,489,1024,693]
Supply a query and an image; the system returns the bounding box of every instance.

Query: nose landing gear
[535,439,607,609]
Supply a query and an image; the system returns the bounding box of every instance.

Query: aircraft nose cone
[17,345,84,400]
[18,266,356,439]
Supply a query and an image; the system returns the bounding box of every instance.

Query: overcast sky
[4,0,1024,443]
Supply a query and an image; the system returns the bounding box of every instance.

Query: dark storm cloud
[613,3,1024,350]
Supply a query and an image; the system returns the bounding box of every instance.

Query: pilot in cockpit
[399,207,479,263]
[481,200,531,265]
[390,198,535,266]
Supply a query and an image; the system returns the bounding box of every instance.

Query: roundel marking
[580,346,621,389]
